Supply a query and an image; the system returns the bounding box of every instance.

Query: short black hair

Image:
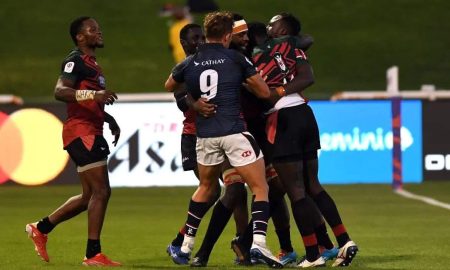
[180,23,202,41]
[232,13,244,21]
[279,13,301,36]
[70,16,91,45]
[247,22,267,55]
[248,22,267,42]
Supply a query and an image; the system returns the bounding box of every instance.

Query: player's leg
[26,136,99,263]
[74,136,120,266]
[220,132,281,268]
[168,134,221,260]
[302,157,338,261]
[306,104,357,266]
[80,165,110,255]
[254,118,296,265]
[270,105,324,267]
[267,173,297,265]
[230,165,295,266]
[273,160,324,267]
[177,162,222,263]
[220,159,248,237]
[304,157,357,266]
[175,137,223,264]
[191,163,247,267]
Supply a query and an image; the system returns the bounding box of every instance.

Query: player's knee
[268,182,286,200]
[285,186,306,202]
[92,186,111,201]
[207,185,221,207]
[250,181,269,197]
[221,182,246,207]
[199,180,219,200]
[306,179,323,197]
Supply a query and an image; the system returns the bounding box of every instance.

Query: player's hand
[193,97,216,118]
[94,90,118,105]
[266,87,282,105]
[109,120,121,146]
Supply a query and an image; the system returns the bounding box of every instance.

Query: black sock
[239,196,256,250]
[171,227,185,247]
[251,201,269,237]
[315,223,334,250]
[195,200,233,259]
[313,191,350,247]
[270,196,293,252]
[37,217,55,234]
[239,220,254,251]
[184,200,210,237]
[275,227,293,252]
[292,198,319,261]
[86,239,101,259]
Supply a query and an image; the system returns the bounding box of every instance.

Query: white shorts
[196,132,263,167]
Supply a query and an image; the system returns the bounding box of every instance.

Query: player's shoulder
[222,49,253,67]
[63,49,83,62]
[60,49,86,75]
[174,54,196,71]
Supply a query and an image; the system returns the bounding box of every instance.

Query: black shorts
[247,116,274,165]
[181,134,197,171]
[65,135,110,167]
[272,104,321,162]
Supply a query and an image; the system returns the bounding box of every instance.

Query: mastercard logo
[0,108,69,185]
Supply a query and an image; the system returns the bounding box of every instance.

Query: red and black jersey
[182,108,196,135]
[252,36,308,88]
[60,49,106,147]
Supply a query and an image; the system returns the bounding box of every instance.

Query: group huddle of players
[24,11,358,269]
[165,11,358,269]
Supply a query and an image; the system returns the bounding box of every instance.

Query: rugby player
[26,16,121,267]
[262,13,358,267]
[165,11,282,268]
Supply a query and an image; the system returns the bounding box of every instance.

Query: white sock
[181,235,195,253]
[253,234,266,246]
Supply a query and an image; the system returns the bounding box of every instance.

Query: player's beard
[96,41,104,48]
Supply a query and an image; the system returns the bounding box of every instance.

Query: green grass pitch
[1,182,449,269]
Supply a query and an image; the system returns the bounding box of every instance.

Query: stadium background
[0,0,449,269]
[1,0,450,100]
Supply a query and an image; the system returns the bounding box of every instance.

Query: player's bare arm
[245,73,270,98]
[54,77,117,105]
[297,34,314,51]
[284,61,314,95]
[164,74,179,92]
[187,94,216,118]
[267,61,315,104]
[104,112,120,146]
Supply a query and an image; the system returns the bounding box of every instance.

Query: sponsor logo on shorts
[241,150,252,157]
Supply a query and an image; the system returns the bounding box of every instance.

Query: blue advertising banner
[310,100,422,184]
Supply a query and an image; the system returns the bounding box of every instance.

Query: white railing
[331,66,450,101]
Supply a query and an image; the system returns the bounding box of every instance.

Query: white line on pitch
[394,189,450,211]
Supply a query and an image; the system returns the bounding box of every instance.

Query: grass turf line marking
[394,189,450,211]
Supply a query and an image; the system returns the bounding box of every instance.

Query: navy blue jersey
[172,43,257,138]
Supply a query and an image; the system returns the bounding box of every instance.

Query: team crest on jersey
[274,52,288,74]
[98,76,106,88]
[64,62,75,73]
